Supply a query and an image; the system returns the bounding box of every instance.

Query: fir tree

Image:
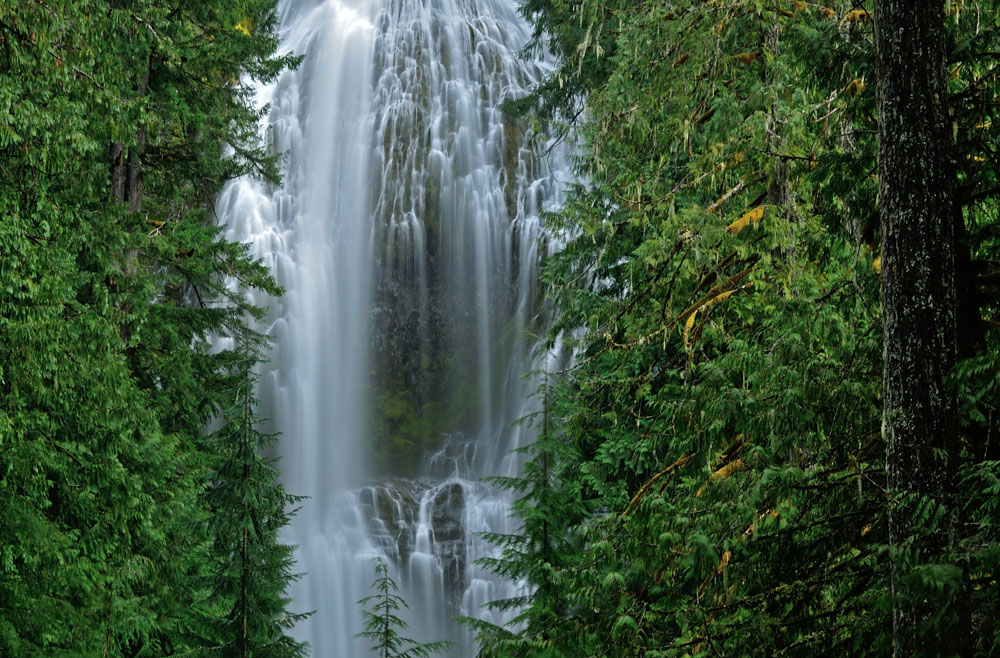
[874,3,962,655]
[357,558,451,658]
[472,374,588,657]
[204,328,309,658]
[0,0,303,654]
[481,0,1000,656]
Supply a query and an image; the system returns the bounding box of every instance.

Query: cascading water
[216,0,567,655]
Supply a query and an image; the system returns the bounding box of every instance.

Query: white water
[216,0,567,655]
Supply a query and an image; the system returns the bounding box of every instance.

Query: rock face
[431,482,467,602]
[361,0,551,480]
[358,478,469,604]
[358,480,422,563]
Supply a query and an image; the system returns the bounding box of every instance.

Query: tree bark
[242,525,249,658]
[110,141,126,203]
[874,2,960,656]
[109,68,148,208]
[126,70,149,213]
[126,122,146,214]
[110,65,149,346]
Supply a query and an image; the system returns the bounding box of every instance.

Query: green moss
[370,331,493,476]
[501,114,523,218]
[371,386,454,476]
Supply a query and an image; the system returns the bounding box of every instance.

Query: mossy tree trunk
[874,2,962,656]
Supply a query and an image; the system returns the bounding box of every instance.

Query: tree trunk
[110,141,126,203]
[126,122,146,214]
[126,70,149,213]
[874,2,960,656]
[109,68,149,208]
[242,525,249,658]
[110,65,149,346]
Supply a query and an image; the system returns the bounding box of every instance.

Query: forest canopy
[474,1,1000,657]
[0,1,305,655]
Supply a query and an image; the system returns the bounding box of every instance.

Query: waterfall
[216,0,567,655]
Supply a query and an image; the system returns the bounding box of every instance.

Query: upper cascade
[368,0,562,480]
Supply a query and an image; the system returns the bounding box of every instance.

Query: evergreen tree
[472,374,588,657]
[874,3,962,655]
[357,558,451,658]
[205,328,309,658]
[0,0,303,654]
[480,0,1000,656]
[1,4,208,651]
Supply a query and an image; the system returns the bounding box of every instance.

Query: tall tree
[480,1,891,655]
[205,330,309,658]
[0,1,302,654]
[874,3,963,656]
[481,0,999,656]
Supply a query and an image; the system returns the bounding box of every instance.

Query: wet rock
[357,478,470,608]
[431,481,465,543]
[361,480,422,563]
[430,481,467,601]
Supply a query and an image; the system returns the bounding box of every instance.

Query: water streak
[216,0,567,654]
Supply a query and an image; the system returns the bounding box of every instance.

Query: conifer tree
[205,329,308,658]
[875,1,1000,654]
[473,374,587,657]
[0,0,303,654]
[482,0,1000,656]
[874,3,960,656]
[357,558,450,658]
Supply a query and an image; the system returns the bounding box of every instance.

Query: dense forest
[1,1,306,655]
[2,0,999,657]
[475,1,1000,657]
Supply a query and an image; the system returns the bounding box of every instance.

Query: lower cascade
[216,0,568,655]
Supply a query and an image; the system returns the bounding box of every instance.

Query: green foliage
[480,1,1000,657]
[470,375,588,657]
[371,388,452,477]
[204,331,309,658]
[357,558,451,658]
[0,0,303,655]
